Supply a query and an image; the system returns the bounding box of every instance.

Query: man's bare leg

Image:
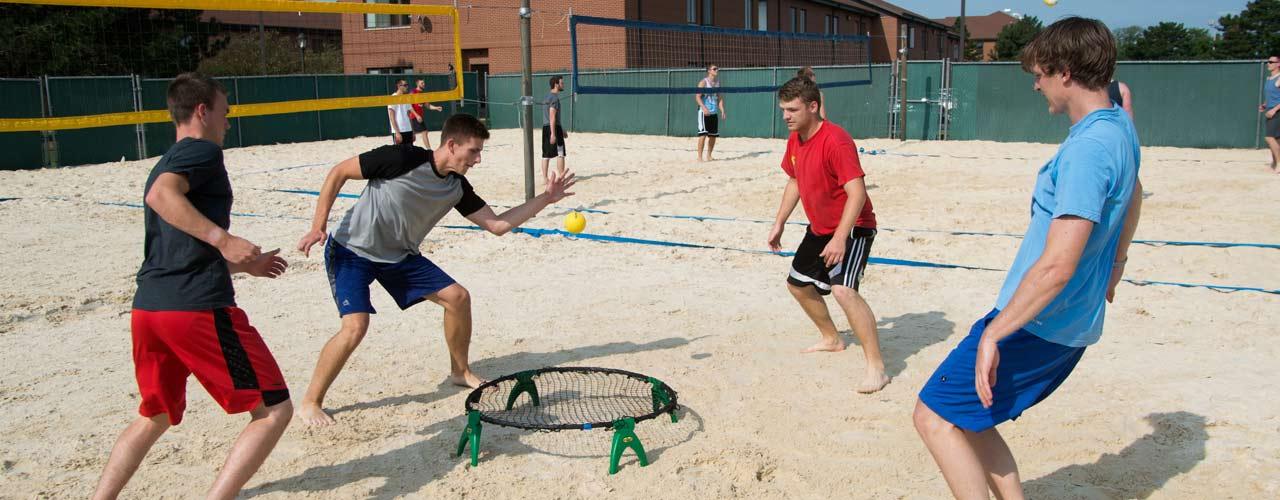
[786,283,845,353]
[830,285,889,393]
[1265,137,1279,172]
[555,156,566,179]
[540,158,551,186]
[706,136,717,161]
[696,136,706,162]
[92,414,171,500]
[966,427,1025,500]
[206,401,293,500]
[298,313,370,426]
[425,284,485,388]
[913,400,993,500]
[418,131,432,149]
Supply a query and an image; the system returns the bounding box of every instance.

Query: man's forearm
[773,180,801,226]
[832,190,864,239]
[310,168,349,232]
[1113,181,1143,261]
[490,194,553,235]
[983,260,1073,343]
[149,187,229,248]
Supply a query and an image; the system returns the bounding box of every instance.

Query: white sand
[0,129,1277,498]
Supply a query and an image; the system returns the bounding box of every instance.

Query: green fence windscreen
[0,79,45,170]
[47,76,139,167]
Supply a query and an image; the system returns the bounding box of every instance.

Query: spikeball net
[457,367,679,474]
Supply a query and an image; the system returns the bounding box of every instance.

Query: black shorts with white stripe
[787,226,876,295]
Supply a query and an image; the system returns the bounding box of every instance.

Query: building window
[757,1,768,31]
[824,14,838,35]
[367,66,412,74]
[687,0,696,24]
[365,0,410,29]
[799,9,806,33]
[789,7,796,32]
[744,0,752,29]
[702,0,713,25]
[908,25,916,49]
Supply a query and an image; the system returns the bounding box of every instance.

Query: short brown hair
[797,66,816,80]
[1019,17,1115,91]
[166,73,226,124]
[440,113,490,144]
[777,76,822,107]
[549,75,563,88]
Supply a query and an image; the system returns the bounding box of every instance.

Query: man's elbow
[1039,261,1077,289]
[144,185,171,210]
[483,220,512,236]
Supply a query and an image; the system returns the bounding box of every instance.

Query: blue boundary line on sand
[52,195,1276,296]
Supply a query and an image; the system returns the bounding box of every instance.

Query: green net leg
[648,377,677,423]
[608,417,649,475]
[505,371,541,410]
[455,410,483,466]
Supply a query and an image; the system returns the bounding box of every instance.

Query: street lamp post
[297,33,308,74]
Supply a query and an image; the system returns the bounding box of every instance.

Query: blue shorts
[324,238,456,317]
[918,309,1086,433]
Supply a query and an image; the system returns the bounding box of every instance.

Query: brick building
[936,10,1019,61]
[341,0,959,77]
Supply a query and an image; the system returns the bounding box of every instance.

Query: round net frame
[464,367,679,431]
[457,367,679,474]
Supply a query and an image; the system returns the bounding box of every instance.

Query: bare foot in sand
[802,338,846,353]
[857,371,891,394]
[298,402,335,426]
[450,371,487,389]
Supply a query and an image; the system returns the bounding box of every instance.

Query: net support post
[608,417,649,475]
[505,370,541,410]
[455,410,483,467]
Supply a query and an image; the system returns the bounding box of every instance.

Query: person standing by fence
[1262,54,1280,173]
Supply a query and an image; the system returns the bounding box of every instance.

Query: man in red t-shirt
[410,79,445,148]
[767,76,889,394]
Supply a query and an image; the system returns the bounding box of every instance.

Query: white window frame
[364,0,411,30]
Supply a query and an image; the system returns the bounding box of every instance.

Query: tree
[952,17,984,61]
[994,16,1043,61]
[1114,26,1143,60]
[0,5,226,78]
[1128,22,1215,60]
[1215,0,1280,59]
[197,31,343,76]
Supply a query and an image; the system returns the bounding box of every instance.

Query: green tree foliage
[994,16,1043,61]
[1113,26,1143,60]
[1128,22,1215,60]
[197,31,343,76]
[952,17,985,61]
[0,5,225,78]
[1215,0,1280,59]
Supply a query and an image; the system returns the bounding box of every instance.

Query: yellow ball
[1044,0,1058,6]
[564,211,586,234]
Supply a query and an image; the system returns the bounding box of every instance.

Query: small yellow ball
[1044,0,1058,6]
[564,211,586,234]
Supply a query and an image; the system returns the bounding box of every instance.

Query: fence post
[314,75,323,140]
[40,75,58,168]
[665,69,671,136]
[133,74,146,160]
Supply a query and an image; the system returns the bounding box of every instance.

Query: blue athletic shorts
[324,238,457,317]
[918,308,1086,433]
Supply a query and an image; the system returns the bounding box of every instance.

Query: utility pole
[519,0,535,201]
[959,0,966,62]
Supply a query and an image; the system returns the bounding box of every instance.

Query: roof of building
[935,10,1019,41]
[847,0,957,32]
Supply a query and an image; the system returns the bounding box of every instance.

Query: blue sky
[891,0,1251,31]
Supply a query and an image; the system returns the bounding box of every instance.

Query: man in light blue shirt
[914,17,1144,499]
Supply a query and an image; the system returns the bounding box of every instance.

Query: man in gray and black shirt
[295,114,576,426]
[541,75,568,186]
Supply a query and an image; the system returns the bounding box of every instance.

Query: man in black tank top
[1108,80,1133,118]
